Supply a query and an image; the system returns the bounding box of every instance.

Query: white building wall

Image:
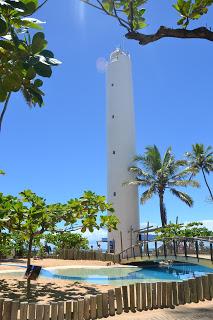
[106,49,140,253]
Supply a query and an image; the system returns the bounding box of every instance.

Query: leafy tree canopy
[0,189,118,265]
[45,232,89,251]
[84,0,213,45]
[155,221,213,240]
[0,0,61,130]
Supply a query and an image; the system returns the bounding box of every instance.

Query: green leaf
[21,17,45,30]
[46,57,62,66]
[102,0,114,13]
[177,17,186,25]
[32,32,47,54]
[0,83,7,102]
[21,0,38,16]
[26,67,36,80]
[40,50,54,58]
[0,40,14,50]
[0,16,8,36]
[3,73,22,92]
[34,63,52,78]
[34,79,43,87]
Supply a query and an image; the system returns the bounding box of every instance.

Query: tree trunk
[159,192,167,226]
[201,168,213,201]
[27,236,33,300]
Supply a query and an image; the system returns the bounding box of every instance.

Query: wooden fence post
[108,290,115,316]
[58,301,64,320]
[102,292,109,318]
[201,275,211,300]
[166,282,174,308]
[141,283,147,311]
[96,294,103,319]
[136,283,141,311]
[20,302,28,320]
[207,273,213,299]
[188,279,198,303]
[152,283,157,309]
[196,277,204,302]
[71,249,75,260]
[78,299,84,320]
[178,282,185,305]
[50,302,58,320]
[29,303,36,320]
[65,301,72,320]
[84,298,90,320]
[11,301,19,320]
[161,282,167,308]
[156,282,162,308]
[73,301,78,320]
[35,304,44,320]
[122,286,129,313]
[90,296,97,320]
[129,284,135,313]
[183,280,190,304]
[43,305,50,320]
[146,283,152,310]
[0,298,4,320]
[3,299,12,320]
[172,282,178,306]
[114,288,123,315]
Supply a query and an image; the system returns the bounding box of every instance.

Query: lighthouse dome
[110,48,129,62]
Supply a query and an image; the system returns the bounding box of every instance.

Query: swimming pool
[1,263,212,285]
[46,263,213,285]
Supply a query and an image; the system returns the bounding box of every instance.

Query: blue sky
[1,1,213,241]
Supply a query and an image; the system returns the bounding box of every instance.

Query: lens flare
[96,57,107,73]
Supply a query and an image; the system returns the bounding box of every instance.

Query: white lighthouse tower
[106,49,140,253]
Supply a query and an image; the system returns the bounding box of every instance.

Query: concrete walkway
[104,301,213,320]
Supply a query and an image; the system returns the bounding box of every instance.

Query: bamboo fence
[0,273,213,319]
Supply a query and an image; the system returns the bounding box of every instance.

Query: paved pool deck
[104,300,213,320]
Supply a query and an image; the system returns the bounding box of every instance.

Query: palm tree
[126,145,199,226]
[185,144,213,201]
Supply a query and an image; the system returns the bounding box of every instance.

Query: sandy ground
[105,300,213,320]
[0,258,119,269]
[0,259,117,302]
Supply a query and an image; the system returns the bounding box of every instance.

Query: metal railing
[119,237,213,263]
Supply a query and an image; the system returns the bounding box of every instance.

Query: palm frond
[140,185,155,204]
[143,145,162,174]
[175,160,188,167]
[123,179,152,187]
[171,167,194,180]
[185,143,213,175]
[170,188,193,207]
[128,166,153,179]
[168,180,200,188]
[162,147,172,167]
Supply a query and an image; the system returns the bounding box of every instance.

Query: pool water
[45,263,213,285]
[1,263,212,285]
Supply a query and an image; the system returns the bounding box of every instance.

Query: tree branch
[0,92,11,132]
[113,3,130,31]
[126,26,213,45]
[28,0,48,16]
[82,0,130,29]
